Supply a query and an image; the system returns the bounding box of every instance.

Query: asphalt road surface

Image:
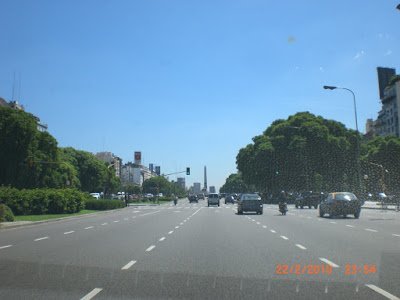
[0,199,399,299]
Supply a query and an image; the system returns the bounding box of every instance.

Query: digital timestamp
[275,264,377,276]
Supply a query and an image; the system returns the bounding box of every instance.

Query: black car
[319,192,362,219]
[225,195,235,204]
[188,194,198,203]
[237,193,263,214]
[295,191,322,209]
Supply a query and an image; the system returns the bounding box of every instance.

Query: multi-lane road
[0,199,399,299]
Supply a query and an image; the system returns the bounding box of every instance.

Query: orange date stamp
[275,264,377,276]
[275,264,333,275]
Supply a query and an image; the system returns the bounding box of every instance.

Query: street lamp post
[323,85,362,194]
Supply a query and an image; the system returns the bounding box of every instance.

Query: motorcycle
[279,203,288,215]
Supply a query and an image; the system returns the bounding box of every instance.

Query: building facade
[177,177,186,191]
[365,67,400,138]
[193,182,201,194]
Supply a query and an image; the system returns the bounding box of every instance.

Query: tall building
[377,67,396,100]
[203,166,208,192]
[149,163,154,173]
[209,186,216,193]
[95,152,122,178]
[177,177,186,190]
[365,68,400,138]
[193,182,201,194]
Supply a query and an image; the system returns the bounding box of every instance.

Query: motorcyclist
[278,191,287,212]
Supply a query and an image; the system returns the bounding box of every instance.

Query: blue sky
[1,0,399,191]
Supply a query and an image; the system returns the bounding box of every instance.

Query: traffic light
[186,167,190,175]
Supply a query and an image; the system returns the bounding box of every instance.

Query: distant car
[197,193,205,200]
[90,192,100,199]
[295,191,322,209]
[237,193,263,214]
[189,194,198,203]
[158,193,163,197]
[207,193,220,206]
[225,195,235,204]
[145,193,154,198]
[319,192,362,219]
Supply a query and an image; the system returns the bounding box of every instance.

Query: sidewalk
[362,201,399,211]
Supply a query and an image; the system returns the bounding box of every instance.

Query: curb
[362,206,398,211]
[0,207,130,230]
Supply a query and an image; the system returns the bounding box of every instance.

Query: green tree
[220,173,249,193]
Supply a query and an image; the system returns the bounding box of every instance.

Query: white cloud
[384,49,392,56]
[353,50,365,60]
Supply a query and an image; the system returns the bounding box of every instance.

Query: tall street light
[323,85,361,194]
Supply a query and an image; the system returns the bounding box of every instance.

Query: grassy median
[14,210,98,222]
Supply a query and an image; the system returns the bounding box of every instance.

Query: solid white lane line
[114,220,120,223]
[365,228,378,233]
[64,231,74,235]
[85,226,94,229]
[0,245,12,250]
[319,258,340,268]
[168,231,174,234]
[270,230,276,233]
[101,223,108,226]
[392,234,400,237]
[280,236,289,240]
[121,260,137,270]
[34,236,49,242]
[365,284,400,300]
[345,225,354,228]
[80,288,103,300]
[262,225,267,228]
[146,245,156,252]
[296,244,307,250]
[159,237,166,242]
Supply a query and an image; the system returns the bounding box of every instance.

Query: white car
[90,193,100,199]
[207,193,220,207]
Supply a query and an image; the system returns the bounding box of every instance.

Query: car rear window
[333,193,357,201]
[209,194,218,198]
[241,194,261,200]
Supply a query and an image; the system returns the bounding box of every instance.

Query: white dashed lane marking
[101,223,108,226]
[159,237,166,242]
[262,225,267,229]
[80,288,103,300]
[392,234,400,237]
[64,231,74,235]
[121,260,137,270]
[85,226,94,230]
[0,245,12,250]
[280,236,289,240]
[319,258,340,268]
[365,228,378,233]
[296,244,307,250]
[345,225,354,228]
[270,230,276,233]
[168,231,174,234]
[34,237,49,242]
[365,284,400,300]
[146,245,156,252]
[113,220,120,223]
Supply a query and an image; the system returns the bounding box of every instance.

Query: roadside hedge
[0,187,88,215]
[0,204,15,222]
[84,199,125,210]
